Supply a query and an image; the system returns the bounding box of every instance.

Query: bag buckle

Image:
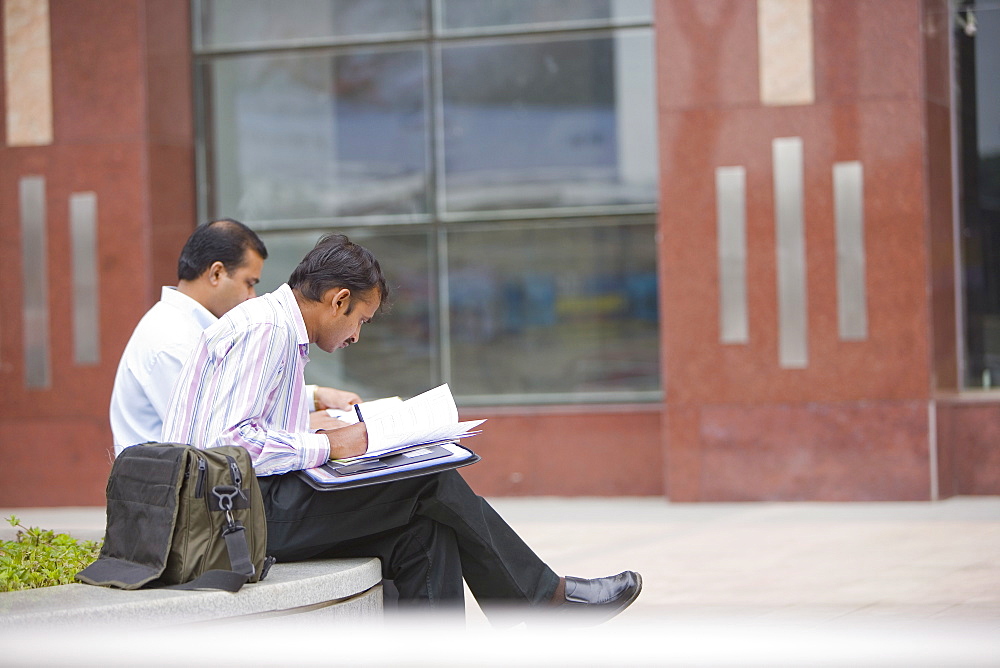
[212,485,240,528]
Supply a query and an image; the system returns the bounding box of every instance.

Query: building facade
[1,0,997,506]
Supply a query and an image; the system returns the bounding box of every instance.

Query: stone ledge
[0,558,383,628]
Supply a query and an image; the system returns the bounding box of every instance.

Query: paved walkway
[2,496,999,666]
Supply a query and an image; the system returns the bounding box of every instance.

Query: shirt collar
[160,286,217,329]
[273,283,310,348]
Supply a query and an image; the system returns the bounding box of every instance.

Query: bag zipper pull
[195,458,207,498]
[226,456,242,488]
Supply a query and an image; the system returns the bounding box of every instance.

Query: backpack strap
[222,523,255,577]
[168,569,249,592]
[214,484,256,578]
[168,555,275,592]
[165,485,257,591]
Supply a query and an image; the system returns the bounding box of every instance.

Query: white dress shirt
[109,287,217,454]
[162,284,330,476]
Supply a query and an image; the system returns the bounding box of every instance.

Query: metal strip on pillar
[834,162,867,341]
[773,137,808,368]
[70,192,100,364]
[717,166,749,344]
[20,175,51,388]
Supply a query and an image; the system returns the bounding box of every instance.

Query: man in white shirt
[110,219,358,454]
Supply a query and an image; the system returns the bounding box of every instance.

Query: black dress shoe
[560,570,642,621]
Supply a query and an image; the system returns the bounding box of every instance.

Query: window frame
[191,0,662,406]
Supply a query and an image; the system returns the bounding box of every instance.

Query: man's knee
[417,469,483,515]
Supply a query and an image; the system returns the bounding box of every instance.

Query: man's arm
[306,385,362,411]
[162,326,344,475]
[306,385,362,430]
[319,423,368,460]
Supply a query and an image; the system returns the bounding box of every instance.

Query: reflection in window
[257,229,435,400]
[206,48,428,223]
[447,221,659,397]
[195,0,427,50]
[439,0,651,32]
[440,31,657,213]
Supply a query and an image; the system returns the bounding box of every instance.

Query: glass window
[438,0,651,33]
[194,0,660,405]
[440,31,657,214]
[447,220,659,399]
[958,0,1000,388]
[195,0,427,50]
[257,229,435,400]
[204,47,429,224]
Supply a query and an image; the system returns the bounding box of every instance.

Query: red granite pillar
[0,0,195,506]
[656,0,937,500]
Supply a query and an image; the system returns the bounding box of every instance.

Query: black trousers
[257,469,560,613]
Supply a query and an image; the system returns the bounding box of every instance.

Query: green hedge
[0,516,103,592]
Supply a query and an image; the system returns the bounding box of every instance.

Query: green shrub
[0,516,103,592]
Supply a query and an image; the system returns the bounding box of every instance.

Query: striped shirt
[161,283,330,476]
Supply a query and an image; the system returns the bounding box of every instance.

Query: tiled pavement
[2,496,998,666]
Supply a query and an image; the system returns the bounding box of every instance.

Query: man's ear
[325,287,351,313]
[206,261,226,286]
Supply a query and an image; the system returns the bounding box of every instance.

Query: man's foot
[553,571,642,622]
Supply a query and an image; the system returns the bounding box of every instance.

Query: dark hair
[176,218,268,281]
[289,233,389,308]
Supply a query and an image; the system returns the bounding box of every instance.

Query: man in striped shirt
[162,233,642,620]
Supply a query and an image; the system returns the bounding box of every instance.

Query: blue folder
[297,441,480,491]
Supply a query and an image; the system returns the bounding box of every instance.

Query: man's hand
[309,411,351,431]
[321,422,368,460]
[314,386,361,411]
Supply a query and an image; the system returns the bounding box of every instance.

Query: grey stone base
[0,558,383,629]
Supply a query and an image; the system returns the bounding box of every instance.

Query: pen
[354,404,364,423]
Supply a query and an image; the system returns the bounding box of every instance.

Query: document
[326,396,403,423]
[332,384,484,463]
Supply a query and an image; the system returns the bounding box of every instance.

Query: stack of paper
[326,396,403,423]
[332,384,483,463]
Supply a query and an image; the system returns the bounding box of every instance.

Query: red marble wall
[936,400,1000,496]
[656,0,937,500]
[459,407,663,497]
[4,0,995,507]
[0,0,195,507]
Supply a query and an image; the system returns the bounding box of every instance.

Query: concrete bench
[0,558,383,629]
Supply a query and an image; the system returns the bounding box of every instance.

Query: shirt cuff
[300,431,332,469]
[305,384,319,411]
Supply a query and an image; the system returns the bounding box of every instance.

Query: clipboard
[297,441,481,491]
